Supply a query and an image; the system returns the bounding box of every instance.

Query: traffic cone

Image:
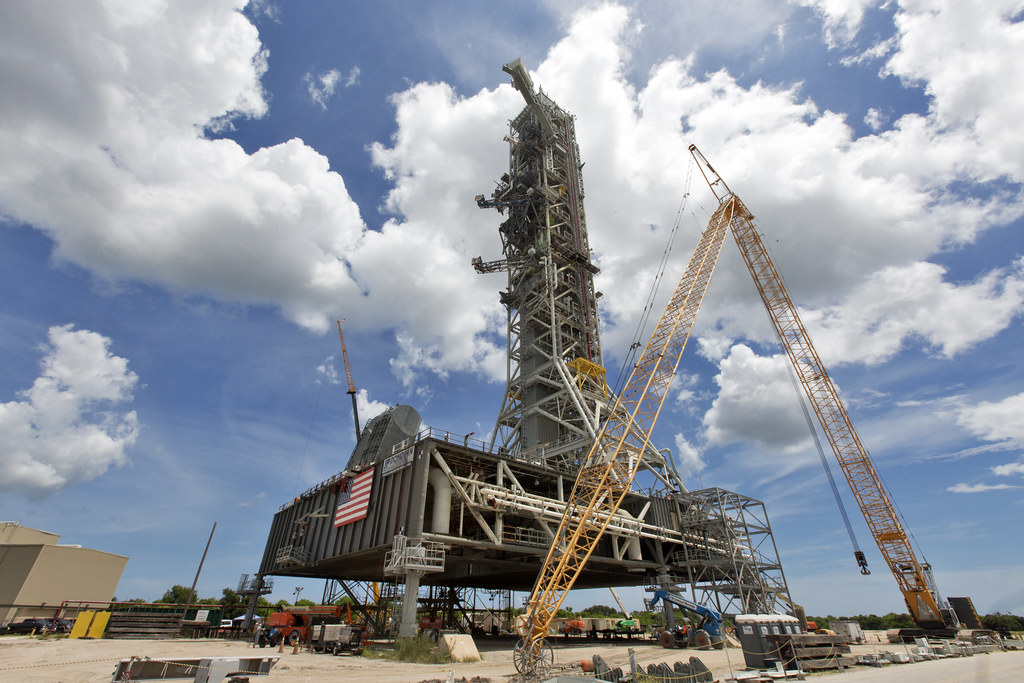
[291,640,300,655]
[277,638,284,653]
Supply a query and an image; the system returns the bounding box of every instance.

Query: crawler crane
[688,145,955,630]
[513,189,743,675]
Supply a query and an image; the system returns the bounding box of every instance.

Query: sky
[1,0,1022,620]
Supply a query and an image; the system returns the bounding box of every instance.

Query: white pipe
[428,467,452,535]
[618,510,643,561]
[554,358,598,436]
[479,485,665,545]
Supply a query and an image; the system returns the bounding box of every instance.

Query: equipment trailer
[311,623,364,656]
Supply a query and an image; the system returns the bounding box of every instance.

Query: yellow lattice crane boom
[514,192,741,675]
[336,319,361,441]
[688,144,951,629]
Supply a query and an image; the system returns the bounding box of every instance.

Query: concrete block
[439,634,481,662]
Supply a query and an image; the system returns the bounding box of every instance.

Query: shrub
[383,636,449,664]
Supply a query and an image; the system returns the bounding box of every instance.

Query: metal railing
[274,545,310,568]
[383,534,445,575]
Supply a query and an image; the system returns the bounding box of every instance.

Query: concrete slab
[439,633,481,662]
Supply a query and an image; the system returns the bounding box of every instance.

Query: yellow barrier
[86,611,111,638]
[68,611,94,639]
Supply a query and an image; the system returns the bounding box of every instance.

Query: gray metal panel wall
[258,442,428,577]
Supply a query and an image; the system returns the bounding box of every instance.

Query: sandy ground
[1,633,1022,683]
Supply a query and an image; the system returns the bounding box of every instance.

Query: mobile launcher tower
[253,60,793,638]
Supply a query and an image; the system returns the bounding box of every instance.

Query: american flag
[333,467,374,528]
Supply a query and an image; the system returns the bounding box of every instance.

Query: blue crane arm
[648,590,723,637]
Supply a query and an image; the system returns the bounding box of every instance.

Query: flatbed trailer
[111,655,277,682]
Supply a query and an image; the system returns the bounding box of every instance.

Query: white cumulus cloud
[993,462,1024,477]
[355,389,390,425]
[0,0,364,334]
[673,432,707,481]
[0,0,503,388]
[884,0,1024,179]
[956,391,1024,446]
[0,325,139,496]
[703,345,810,452]
[796,0,879,46]
[805,259,1024,366]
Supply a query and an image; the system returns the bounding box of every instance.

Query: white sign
[195,609,209,623]
[382,446,415,476]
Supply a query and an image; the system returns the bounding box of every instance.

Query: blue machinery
[646,589,725,649]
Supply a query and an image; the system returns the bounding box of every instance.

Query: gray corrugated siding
[259,441,429,577]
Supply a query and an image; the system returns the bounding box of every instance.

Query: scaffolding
[673,488,791,615]
[476,60,606,470]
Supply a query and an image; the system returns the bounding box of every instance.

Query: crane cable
[757,232,870,576]
[781,354,870,575]
[613,157,697,394]
[293,370,327,497]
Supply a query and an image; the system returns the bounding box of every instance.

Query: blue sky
[1,0,1022,618]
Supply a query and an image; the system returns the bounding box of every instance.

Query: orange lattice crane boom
[336,320,361,441]
[514,192,740,675]
[689,144,951,629]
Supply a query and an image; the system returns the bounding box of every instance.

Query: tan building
[0,522,127,625]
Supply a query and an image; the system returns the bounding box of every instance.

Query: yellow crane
[514,189,742,674]
[688,145,952,629]
[336,319,361,441]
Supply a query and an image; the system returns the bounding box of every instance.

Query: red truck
[560,618,586,636]
[263,605,352,647]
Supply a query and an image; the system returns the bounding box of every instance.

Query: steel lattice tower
[475,60,605,468]
[253,62,796,640]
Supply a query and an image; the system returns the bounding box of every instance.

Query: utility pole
[188,522,217,609]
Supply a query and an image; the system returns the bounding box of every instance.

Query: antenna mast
[336,320,361,441]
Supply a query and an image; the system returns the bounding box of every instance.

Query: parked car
[50,618,73,633]
[5,618,53,634]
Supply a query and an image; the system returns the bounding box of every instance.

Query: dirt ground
[1,632,1022,683]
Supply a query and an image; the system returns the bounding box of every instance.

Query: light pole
[293,586,303,605]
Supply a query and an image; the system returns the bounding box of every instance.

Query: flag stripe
[334,467,374,528]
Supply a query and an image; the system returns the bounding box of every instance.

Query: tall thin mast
[337,320,361,441]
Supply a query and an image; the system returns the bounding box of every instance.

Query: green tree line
[807,612,1024,632]
[120,588,1024,634]
[114,585,330,619]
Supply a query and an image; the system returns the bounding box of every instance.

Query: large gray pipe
[428,467,452,535]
